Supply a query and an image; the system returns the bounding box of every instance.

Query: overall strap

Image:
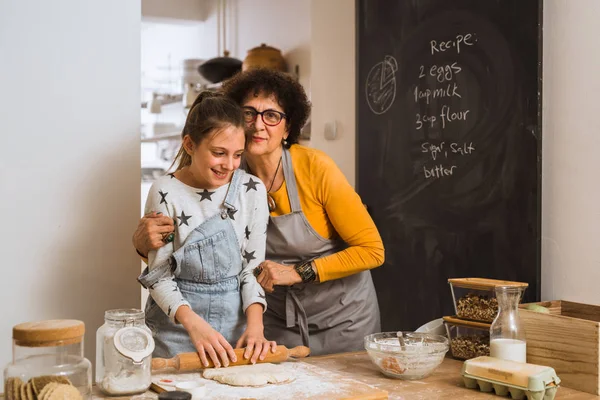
[221,169,242,217]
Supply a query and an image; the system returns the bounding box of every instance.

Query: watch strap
[294,260,317,283]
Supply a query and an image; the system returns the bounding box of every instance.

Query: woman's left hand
[235,326,278,364]
[255,261,302,292]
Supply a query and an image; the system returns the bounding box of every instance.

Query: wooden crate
[520,300,600,395]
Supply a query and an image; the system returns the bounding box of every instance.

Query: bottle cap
[158,391,192,400]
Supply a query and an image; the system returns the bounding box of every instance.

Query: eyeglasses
[242,107,287,127]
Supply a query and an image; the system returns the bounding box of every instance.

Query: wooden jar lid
[443,316,491,329]
[13,319,85,347]
[448,278,529,291]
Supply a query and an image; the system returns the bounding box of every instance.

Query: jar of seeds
[448,278,528,323]
[443,316,491,360]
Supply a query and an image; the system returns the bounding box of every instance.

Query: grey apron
[260,147,381,355]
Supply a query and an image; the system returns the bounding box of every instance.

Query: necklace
[266,156,282,212]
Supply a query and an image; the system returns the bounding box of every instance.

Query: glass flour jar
[96,309,154,396]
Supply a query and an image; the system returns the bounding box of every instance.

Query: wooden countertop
[302,352,600,400]
[90,352,600,399]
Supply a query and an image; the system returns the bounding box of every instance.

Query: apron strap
[281,147,302,213]
[285,289,310,348]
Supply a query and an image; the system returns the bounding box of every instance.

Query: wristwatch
[294,260,317,283]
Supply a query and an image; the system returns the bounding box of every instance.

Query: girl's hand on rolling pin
[176,306,237,367]
[235,325,277,364]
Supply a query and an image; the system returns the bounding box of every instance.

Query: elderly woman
[134,69,385,355]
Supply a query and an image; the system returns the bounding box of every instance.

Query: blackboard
[356,0,542,331]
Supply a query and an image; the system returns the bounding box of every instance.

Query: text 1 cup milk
[490,338,527,363]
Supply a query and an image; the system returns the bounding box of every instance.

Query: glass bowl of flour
[365,331,449,380]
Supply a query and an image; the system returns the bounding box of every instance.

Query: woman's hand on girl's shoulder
[235,326,277,364]
[132,211,175,257]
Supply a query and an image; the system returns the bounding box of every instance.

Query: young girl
[138,91,275,367]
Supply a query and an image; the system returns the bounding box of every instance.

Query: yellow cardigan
[269,145,384,282]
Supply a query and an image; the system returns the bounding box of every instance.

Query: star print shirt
[144,170,269,323]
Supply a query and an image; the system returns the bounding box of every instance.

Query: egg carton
[462,374,558,400]
[461,356,561,400]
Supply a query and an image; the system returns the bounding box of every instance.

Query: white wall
[0,0,141,380]
[541,0,600,304]
[195,0,311,95]
[310,0,356,186]
[233,0,311,95]
[141,21,208,95]
[142,0,208,23]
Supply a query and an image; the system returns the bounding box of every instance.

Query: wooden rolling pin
[152,345,310,372]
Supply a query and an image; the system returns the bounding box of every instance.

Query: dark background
[356,0,543,331]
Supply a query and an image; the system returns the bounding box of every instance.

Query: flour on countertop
[152,361,375,399]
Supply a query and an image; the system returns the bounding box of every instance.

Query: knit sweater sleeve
[309,153,385,282]
[144,180,191,323]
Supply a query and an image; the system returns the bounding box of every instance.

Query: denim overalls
[138,170,245,358]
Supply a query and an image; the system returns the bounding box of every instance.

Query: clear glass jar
[448,278,529,323]
[490,285,527,363]
[443,316,490,360]
[96,309,154,396]
[4,319,92,399]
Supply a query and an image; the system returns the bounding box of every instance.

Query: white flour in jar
[100,336,151,395]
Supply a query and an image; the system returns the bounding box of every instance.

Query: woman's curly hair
[221,68,311,147]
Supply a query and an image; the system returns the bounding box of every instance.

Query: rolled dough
[202,363,295,387]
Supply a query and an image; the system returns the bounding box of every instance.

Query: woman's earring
[282,138,288,146]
